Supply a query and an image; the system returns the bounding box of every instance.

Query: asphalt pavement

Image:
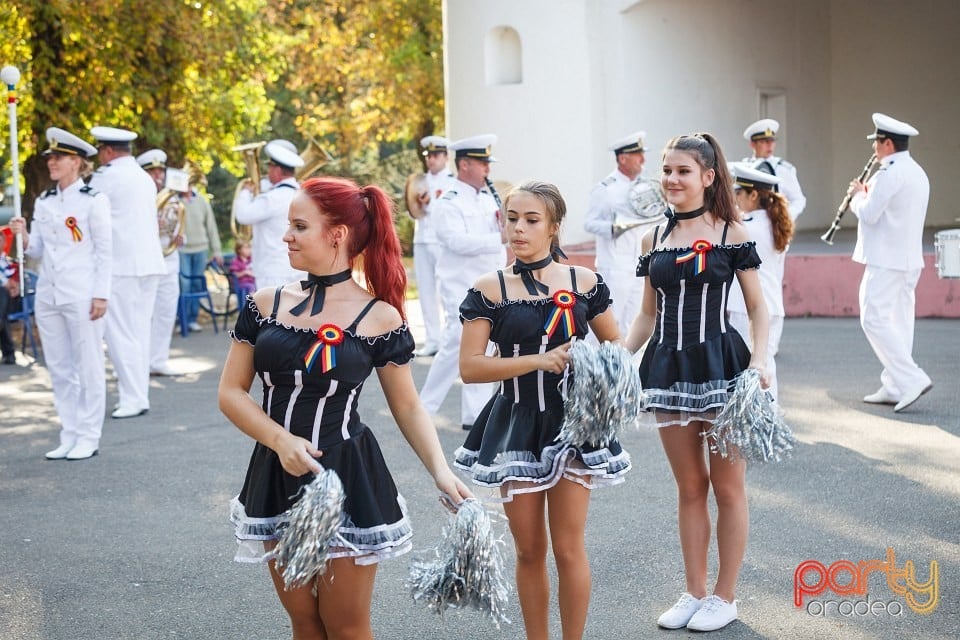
[1,307,958,640]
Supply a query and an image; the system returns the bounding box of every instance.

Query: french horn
[613,177,668,238]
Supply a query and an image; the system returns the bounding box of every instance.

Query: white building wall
[445,0,960,243]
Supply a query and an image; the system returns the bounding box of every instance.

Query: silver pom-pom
[408,498,511,628]
[702,368,796,463]
[273,468,346,590]
[558,340,645,447]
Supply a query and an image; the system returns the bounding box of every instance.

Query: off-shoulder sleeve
[636,252,652,278]
[371,325,415,367]
[584,274,613,320]
[459,288,495,324]
[734,242,762,271]
[229,296,262,345]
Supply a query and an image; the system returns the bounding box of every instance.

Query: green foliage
[0,0,444,242]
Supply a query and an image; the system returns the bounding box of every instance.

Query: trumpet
[821,153,879,245]
[230,141,266,241]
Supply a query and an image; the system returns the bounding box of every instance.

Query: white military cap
[730,162,782,191]
[89,125,138,144]
[743,118,780,141]
[608,131,647,154]
[43,127,97,157]
[449,134,497,162]
[867,112,919,140]
[420,135,450,155]
[265,139,304,169]
[136,148,168,169]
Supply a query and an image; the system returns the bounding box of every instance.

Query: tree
[0,0,278,215]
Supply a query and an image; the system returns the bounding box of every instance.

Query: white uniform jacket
[434,178,505,264]
[234,177,302,286]
[27,179,112,305]
[414,170,455,245]
[850,151,929,272]
[743,155,806,218]
[583,170,660,274]
[727,208,785,317]
[88,155,166,277]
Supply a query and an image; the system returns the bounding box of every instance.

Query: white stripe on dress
[340,385,357,441]
[537,335,548,412]
[677,279,686,350]
[699,282,709,344]
[264,372,276,423]
[720,281,728,333]
[512,343,520,403]
[310,379,339,448]
[657,288,666,344]
[283,370,303,432]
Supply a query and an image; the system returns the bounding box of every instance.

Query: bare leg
[709,451,748,602]
[658,423,710,598]
[503,489,550,640]
[547,478,592,640]
[267,557,326,640]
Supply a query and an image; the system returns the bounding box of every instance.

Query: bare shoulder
[250,286,282,317]
[570,265,600,290]
[724,220,753,244]
[357,298,405,336]
[641,224,660,253]
[472,270,504,304]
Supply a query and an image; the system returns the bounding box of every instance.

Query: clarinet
[485,177,503,210]
[821,154,878,245]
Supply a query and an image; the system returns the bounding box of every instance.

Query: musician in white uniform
[419,134,505,428]
[727,165,793,399]
[583,131,665,336]
[741,119,806,219]
[411,135,454,356]
[233,139,306,289]
[11,128,111,459]
[137,149,181,376]
[848,113,932,413]
[89,126,167,419]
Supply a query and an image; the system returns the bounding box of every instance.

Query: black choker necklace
[513,255,554,295]
[289,269,353,317]
[662,205,706,239]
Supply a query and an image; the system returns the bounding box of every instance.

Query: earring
[333,241,338,249]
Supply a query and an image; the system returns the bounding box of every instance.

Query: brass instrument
[296,135,332,181]
[156,161,205,257]
[403,173,429,219]
[230,141,266,241]
[613,177,668,239]
[821,153,879,245]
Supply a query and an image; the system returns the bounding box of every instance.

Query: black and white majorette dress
[453,268,631,501]
[229,288,416,565]
[637,223,762,428]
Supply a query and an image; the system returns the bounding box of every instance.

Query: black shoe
[2,353,15,365]
[461,423,473,431]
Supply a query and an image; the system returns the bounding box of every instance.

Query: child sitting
[229,239,257,300]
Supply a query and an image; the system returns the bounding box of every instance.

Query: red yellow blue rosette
[543,289,576,340]
[65,216,83,242]
[675,239,712,275]
[304,323,344,373]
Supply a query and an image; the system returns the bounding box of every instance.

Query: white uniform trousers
[413,241,443,350]
[859,265,930,396]
[150,258,180,370]
[106,274,160,410]
[35,297,106,448]
[728,311,783,400]
[599,266,646,338]
[419,271,495,426]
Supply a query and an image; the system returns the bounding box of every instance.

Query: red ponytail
[299,177,407,319]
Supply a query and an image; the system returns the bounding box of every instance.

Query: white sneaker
[66,442,99,460]
[657,593,703,629]
[112,405,148,419]
[150,363,179,376]
[863,388,899,404]
[686,595,737,631]
[188,322,203,332]
[45,443,76,460]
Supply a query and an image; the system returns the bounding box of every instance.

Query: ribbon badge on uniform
[305,324,344,373]
[65,216,83,242]
[544,290,576,340]
[675,239,712,275]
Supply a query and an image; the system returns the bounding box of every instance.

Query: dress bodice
[231,295,414,448]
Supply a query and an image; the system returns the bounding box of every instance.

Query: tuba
[230,141,266,241]
[296,135,332,181]
[614,177,668,238]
